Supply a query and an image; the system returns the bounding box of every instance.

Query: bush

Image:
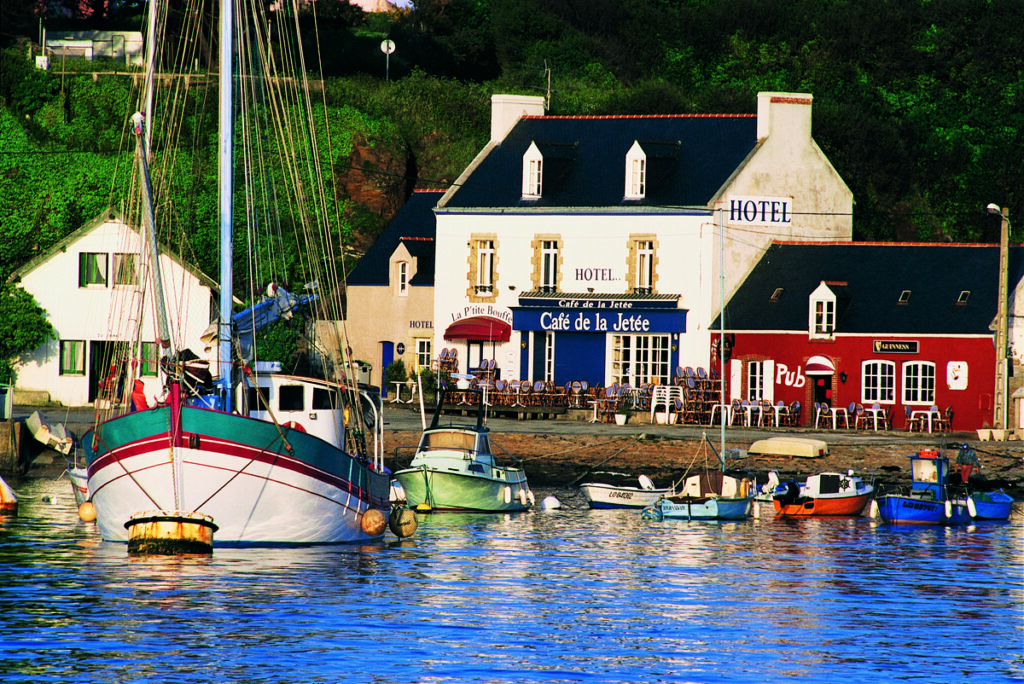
[384,358,408,386]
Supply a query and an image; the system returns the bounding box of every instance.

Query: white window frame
[862,360,895,403]
[902,361,936,405]
[635,240,654,293]
[476,240,495,293]
[112,252,138,286]
[624,141,646,199]
[543,332,555,382]
[415,338,431,373]
[540,240,558,292]
[809,281,836,339]
[611,334,670,386]
[79,252,108,288]
[747,360,764,401]
[522,142,543,198]
[397,261,409,296]
[60,340,86,376]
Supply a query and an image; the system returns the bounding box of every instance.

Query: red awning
[443,316,511,342]
[804,355,835,376]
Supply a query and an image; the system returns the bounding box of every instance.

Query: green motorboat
[394,386,533,512]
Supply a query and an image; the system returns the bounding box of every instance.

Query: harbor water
[1,477,1021,683]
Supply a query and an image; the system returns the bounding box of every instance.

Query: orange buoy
[78,501,97,522]
[361,508,387,537]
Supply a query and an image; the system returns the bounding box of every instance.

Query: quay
[4,403,1023,499]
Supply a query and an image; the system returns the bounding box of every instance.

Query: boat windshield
[422,431,476,452]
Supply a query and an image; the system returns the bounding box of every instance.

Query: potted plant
[614,406,632,426]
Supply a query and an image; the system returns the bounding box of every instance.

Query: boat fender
[527,489,536,506]
[640,504,664,522]
[388,506,418,538]
[503,486,512,504]
[360,508,387,537]
[283,421,306,433]
[967,496,977,518]
[519,488,528,507]
[540,496,561,510]
[78,501,97,522]
[944,500,953,519]
[868,499,879,519]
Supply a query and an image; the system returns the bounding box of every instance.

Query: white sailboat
[81,0,391,545]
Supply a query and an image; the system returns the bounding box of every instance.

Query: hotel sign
[873,340,918,354]
[727,196,793,226]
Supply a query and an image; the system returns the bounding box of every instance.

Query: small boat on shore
[772,470,874,517]
[393,386,533,513]
[579,474,672,509]
[748,437,828,459]
[874,449,970,525]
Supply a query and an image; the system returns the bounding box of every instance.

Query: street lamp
[988,203,1011,435]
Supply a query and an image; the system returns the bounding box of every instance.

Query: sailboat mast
[218,0,234,409]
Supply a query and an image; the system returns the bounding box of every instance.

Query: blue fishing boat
[953,443,1014,522]
[874,450,970,525]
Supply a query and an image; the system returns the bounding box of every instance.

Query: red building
[716,242,1021,431]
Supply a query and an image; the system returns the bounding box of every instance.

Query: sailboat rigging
[81,0,393,545]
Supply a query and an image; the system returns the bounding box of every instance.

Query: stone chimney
[491,94,546,143]
[757,92,813,143]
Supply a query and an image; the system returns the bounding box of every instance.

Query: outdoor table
[911,409,936,433]
[864,406,885,431]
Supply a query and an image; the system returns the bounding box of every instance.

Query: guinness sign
[873,340,918,354]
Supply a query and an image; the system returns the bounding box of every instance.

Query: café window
[902,361,935,405]
[611,334,670,386]
[60,340,85,376]
[79,252,108,287]
[540,240,559,292]
[747,361,764,401]
[861,360,895,403]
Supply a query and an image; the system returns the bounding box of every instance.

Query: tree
[0,283,55,383]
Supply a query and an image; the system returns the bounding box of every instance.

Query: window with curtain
[79,252,108,287]
[60,340,85,375]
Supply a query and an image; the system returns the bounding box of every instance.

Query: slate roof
[718,242,1023,335]
[345,190,442,287]
[442,115,758,210]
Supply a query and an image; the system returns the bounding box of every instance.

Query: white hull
[88,440,387,544]
[579,483,671,509]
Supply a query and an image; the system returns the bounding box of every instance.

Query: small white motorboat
[579,474,672,509]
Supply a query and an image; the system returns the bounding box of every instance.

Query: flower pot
[655,414,667,425]
[668,413,678,425]
[614,413,627,426]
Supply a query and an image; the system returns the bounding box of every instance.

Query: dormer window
[809,281,836,340]
[522,142,543,198]
[397,261,409,297]
[625,141,646,199]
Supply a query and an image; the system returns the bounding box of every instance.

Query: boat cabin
[239,373,352,447]
[909,450,949,500]
[417,428,495,469]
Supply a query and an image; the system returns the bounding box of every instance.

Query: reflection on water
[1,479,1021,682]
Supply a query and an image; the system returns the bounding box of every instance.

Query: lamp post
[988,203,1011,434]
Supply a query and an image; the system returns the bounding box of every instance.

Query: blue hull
[876,495,970,525]
[972,492,1014,521]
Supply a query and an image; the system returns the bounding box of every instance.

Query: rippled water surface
[1,477,1022,683]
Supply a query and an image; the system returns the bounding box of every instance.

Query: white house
[10,210,215,407]
[427,92,853,387]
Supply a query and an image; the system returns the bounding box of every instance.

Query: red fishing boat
[772,470,874,516]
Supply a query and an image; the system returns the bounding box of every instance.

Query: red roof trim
[521,114,757,120]
[770,96,812,105]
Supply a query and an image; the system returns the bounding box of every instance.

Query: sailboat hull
[83,405,389,544]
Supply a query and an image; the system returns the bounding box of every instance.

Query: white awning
[804,355,835,376]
